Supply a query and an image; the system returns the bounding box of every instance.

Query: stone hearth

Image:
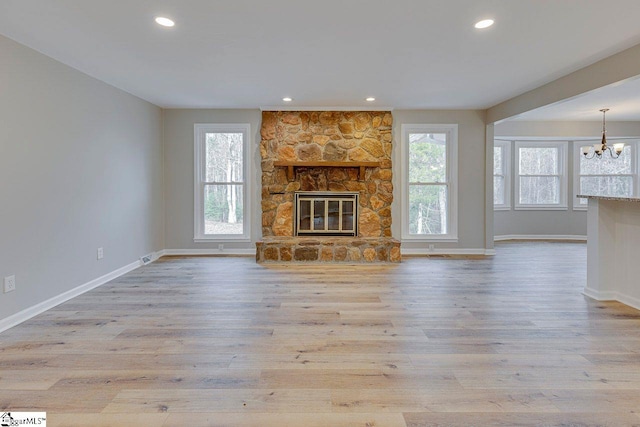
[257,237,401,263]
[257,111,400,263]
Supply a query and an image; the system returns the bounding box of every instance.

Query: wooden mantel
[273,161,380,181]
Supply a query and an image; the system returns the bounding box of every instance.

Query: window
[194,123,251,241]
[401,124,458,241]
[574,141,636,209]
[493,140,511,210]
[515,141,567,210]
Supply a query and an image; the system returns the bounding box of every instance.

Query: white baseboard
[494,234,586,242]
[617,293,640,311]
[583,287,640,311]
[161,248,255,256]
[0,257,149,334]
[165,247,495,257]
[582,287,617,301]
[169,247,493,257]
[401,248,495,256]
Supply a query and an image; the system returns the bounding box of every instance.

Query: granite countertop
[577,194,640,202]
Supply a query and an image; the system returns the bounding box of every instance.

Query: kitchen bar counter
[578,195,640,309]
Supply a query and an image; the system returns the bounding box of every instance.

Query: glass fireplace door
[295,192,358,236]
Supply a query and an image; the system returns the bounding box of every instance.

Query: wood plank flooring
[2,242,640,426]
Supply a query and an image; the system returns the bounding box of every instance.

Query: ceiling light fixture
[581,109,624,159]
[282,97,293,102]
[155,16,175,27]
[474,19,494,29]
[365,97,376,102]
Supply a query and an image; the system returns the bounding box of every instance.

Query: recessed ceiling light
[474,19,494,29]
[155,16,175,27]
[365,97,376,102]
[282,97,293,102]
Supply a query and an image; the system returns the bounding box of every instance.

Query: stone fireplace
[256,111,400,263]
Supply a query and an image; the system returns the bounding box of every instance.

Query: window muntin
[515,142,567,210]
[194,124,250,241]
[401,124,458,241]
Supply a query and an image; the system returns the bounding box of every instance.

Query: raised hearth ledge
[256,237,401,263]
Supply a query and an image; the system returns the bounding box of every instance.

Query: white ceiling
[509,76,640,121]
[2,0,640,115]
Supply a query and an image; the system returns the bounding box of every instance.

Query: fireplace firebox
[295,191,359,237]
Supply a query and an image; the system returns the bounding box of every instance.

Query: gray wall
[493,140,586,238]
[163,109,491,252]
[493,121,640,238]
[162,109,262,251]
[0,35,164,320]
[392,110,489,251]
[496,121,640,139]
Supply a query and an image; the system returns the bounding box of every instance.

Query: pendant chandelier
[581,108,624,159]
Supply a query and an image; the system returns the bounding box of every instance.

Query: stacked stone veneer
[258,111,400,263]
[256,237,401,263]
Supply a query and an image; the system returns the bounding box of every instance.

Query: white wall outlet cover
[4,275,16,293]
[97,247,104,260]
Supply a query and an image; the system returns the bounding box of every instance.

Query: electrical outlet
[218,244,224,251]
[428,244,435,252]
[4,275,16,293]
[97,247,104,260]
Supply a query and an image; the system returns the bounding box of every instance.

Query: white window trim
[514,141,568,211]
[400,124,458,242]
[573,140,638,211]
[573,141,589,211]
[194,123,252,242]
[572,141,585,211]
[493,140,511,211]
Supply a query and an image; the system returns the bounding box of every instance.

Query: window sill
[401,235,459,243]
[494,206,512,211]
[194,237,251,243]
[514,206,568,211]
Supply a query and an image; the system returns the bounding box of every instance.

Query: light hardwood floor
[2,242,640,426]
